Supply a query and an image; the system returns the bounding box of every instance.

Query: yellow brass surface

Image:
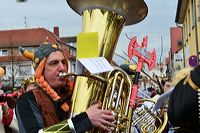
[66,0,148,25]
[70,8,126,116]
[71,75,106,114]
[82,9,125,62]
[70,67,133,132]
[102,67,132,132]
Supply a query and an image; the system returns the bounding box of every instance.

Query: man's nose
[58,62,66,71]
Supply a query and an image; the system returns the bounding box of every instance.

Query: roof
[0,28,73,61]
[0,28,61,48]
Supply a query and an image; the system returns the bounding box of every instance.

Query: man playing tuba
[16,43,115,133]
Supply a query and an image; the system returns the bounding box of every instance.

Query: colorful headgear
[19,43,70,112]
[19,43,61,69]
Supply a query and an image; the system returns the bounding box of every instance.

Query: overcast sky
[0,0,178,65]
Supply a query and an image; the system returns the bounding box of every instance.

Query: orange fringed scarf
[34,57,71,112]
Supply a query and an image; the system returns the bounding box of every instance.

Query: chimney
[54,26,59,37]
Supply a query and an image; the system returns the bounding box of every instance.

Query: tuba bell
[66,0,148,132]
[131,98,168,133]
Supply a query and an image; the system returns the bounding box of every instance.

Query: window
[177,40,182,46]
[192,0,195,26]
[184,23,187,40]
[199,0,200,21]
[19,64,32,76]
[0,49,8,56]
[187,9,191,34]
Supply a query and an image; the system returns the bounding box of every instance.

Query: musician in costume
[168,65,200,132]
[16,43,115,133]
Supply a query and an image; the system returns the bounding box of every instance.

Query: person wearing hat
[16,43,115,133]
[168,65,200,132]
[0,69,19,133]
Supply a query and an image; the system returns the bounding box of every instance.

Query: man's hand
[86,103,115,132]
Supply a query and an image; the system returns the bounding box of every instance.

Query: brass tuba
[66,0,148,132]
[69,67,133,132]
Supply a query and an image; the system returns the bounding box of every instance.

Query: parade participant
[153,67,192,112]
[0,66,19,133]
[158,77,172,113]
[16,43,115,133]
[161,78,172,93]
[168,65,200,132]
[21,76,36,93]
[0,90,19,133]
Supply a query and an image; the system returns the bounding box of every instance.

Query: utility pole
[10,31,15,89]
[24,16,28,28]
[160,36,163,65]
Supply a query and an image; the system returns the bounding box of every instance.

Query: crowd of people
[0,42,199,132]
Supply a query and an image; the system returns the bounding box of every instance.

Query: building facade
[170,27,184,71]
[176,0,200,67]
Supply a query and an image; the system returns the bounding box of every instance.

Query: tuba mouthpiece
[59,72,67,77]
